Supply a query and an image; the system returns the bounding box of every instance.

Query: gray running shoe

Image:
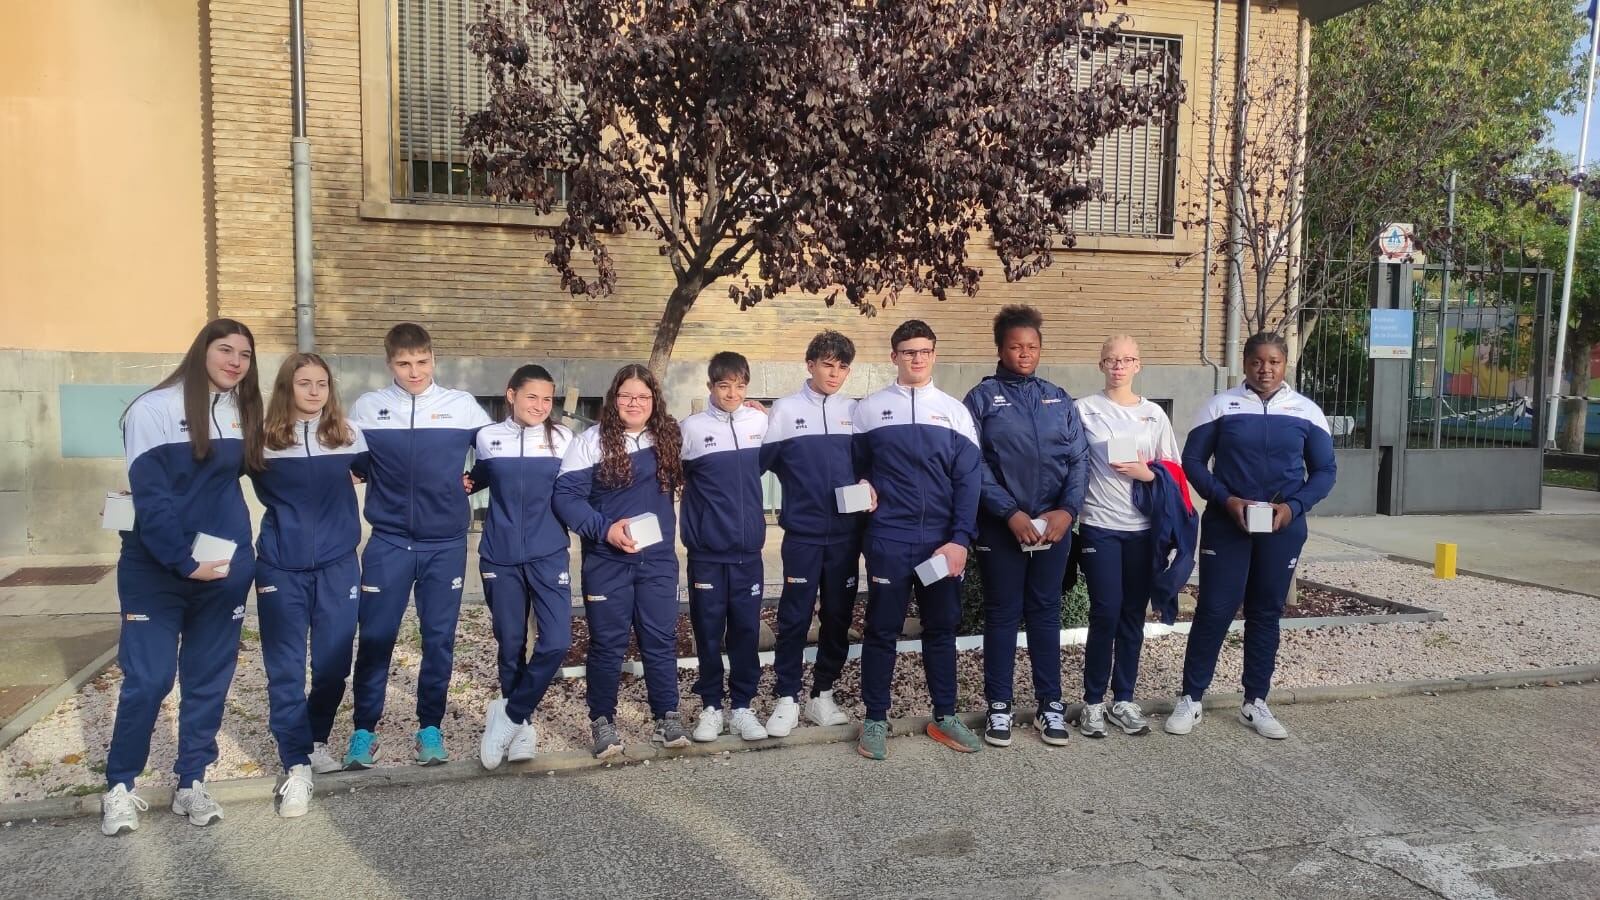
[1078,702,1108,738]
[590,716,624,759]
[652,711,691,748]
[1109,701,1151,736]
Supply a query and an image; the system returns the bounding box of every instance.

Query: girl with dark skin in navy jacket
[101,319,264,837]
[1166,332,1336,741]
[250,352,368,817]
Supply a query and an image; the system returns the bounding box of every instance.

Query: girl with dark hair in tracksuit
[100,319,265,837]
[471,365,574,770]
[250,352,368,817]
[963,305,1089,748]
[1165,332,1336,740]
[553,364,690,757]
[1073,335,1180,740]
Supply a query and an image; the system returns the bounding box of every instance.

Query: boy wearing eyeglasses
[851,320,983,760]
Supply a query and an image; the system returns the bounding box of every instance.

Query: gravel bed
[3,559,1596,803]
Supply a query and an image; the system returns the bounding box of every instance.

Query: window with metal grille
[396,0,574,204]
[1041,32,1181,239]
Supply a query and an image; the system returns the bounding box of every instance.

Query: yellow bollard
[1434,542,1458,580]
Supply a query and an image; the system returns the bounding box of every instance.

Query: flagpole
[1549,3,1600,447]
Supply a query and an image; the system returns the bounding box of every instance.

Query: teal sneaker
[415,726,449,765]
[857,719,889,760]
[343,729,378,770]
[927,715,983,753]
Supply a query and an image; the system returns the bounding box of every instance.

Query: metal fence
[1405,264,1551,450]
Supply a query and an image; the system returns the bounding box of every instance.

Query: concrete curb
[5,663,1598,825]
[1379,554,1600,600]
[0,643,119,753]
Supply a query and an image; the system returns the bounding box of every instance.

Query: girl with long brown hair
[102,319,264,837]
[552,364,689,757]
[249,353,368,817]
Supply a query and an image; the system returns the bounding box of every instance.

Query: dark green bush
[960,559,1092,635]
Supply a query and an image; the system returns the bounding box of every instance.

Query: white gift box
[834,483,873,514]
[1246,503,1275,533]
[1107,434,1139,464]
[192,532,237,562]
[101,491,135,531]
[626,512,663,549]
[1023,517,1052,553]
[914,553,951,586]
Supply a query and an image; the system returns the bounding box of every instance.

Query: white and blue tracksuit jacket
[760,383,861,545]
[348,382,492,547]
[1183,383,1337,518]
[469,418,574,566]
[962,366,1090,522]
[250,418,369,570]
[552,426,678,564]
[121,384,253,575]
[680,402,768,562]
[852,382,982,548]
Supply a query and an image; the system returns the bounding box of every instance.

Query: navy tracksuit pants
[974,517,1070,705]
[1181,512,1307,703]
[860,536,961,721]
[772,537,860,701]
[581,554,680,721]
[256,554,360,770]
[481,551,573,724]
[688,556,764,710]
[1078,524,1155,705]
[106,555,254,790]
[351,537,468,732]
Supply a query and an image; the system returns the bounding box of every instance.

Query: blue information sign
[1369,309,1414,359]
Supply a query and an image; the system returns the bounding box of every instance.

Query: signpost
[1370,308,1414,359]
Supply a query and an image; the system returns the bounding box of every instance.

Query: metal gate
[1299,259,1553,515]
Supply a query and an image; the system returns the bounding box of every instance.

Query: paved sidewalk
[1309,486,1600,596]
[3,682,1596,899]
[0,556,119,736]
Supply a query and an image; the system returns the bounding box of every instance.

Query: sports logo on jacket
[992,395,1009,405]
[490,439,503,450]
[749,583,761,596]
[450,576,463,590]
[178,419,189,432]
[1042,398,1062,405]
[431,413,453,421]
[703,435,717,446]
[377,408,391,420]
[232,605,246,621]
[880,409,894,421]
[793,418,808,430]
[558,572,570,586]
[348,586,358,600]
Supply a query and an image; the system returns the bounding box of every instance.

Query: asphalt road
[3,683,1598,899]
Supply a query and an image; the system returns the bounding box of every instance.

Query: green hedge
[959,561,1090,635]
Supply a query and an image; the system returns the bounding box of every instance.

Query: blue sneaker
[344,729,378,770]
[415,726,449,765]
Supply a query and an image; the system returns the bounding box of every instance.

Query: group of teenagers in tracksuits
[98,307,1336,837]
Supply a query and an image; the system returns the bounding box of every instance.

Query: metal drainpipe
[291,0,316,352]
[1224,0,1253,384]
[1198,0,1226,391]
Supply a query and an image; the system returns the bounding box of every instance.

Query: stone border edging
[5,663,1597,825]
[1380,554,1600,600]
[0,644,119,753]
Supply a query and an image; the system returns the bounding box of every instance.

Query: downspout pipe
[1198,0,1225,391]
[291,0,316,352]
[1224,0,1253,383]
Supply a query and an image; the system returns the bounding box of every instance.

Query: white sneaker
[508,722,538,762]
[100,784,148,836]
[729,707,769,741]
[275,765,314,819]
[765,697,800,737]
[1078,702,1107,738]
[1147,622,1176,637]
[479,698,520,770]
[804,690,850,727]
[1239,699,1289,739]
[172,780,223,826]
[692,706,724,742]
[308,742,342,775]
[1164,695,1203,735]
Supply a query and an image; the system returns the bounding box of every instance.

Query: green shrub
[960,558,1093,634]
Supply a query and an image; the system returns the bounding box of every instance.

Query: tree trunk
[647,279,702,382]
[1558,334,1591,454]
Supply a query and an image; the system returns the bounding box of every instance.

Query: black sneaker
[983,701,1013,747]
[1034,700,1072,746]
